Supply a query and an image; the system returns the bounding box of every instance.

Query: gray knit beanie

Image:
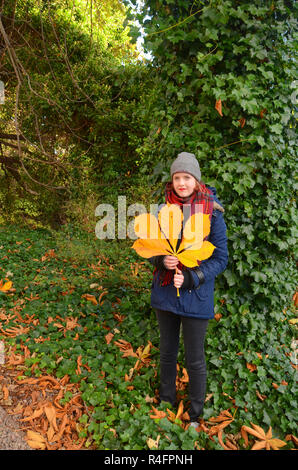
[170,152,201,182]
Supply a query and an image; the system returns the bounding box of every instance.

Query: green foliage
[0,0,152,227]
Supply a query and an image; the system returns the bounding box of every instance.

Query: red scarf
[154,182,214,286]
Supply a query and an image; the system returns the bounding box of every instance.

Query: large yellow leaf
[182,213,211,243]
[0,280,13,292]
[132,207,216,296]
[158,204,183,248]
[132,238,171,259]
[177,241,215,267]
[134,213,161,240]
[177,236,203,254]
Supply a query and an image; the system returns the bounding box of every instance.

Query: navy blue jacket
[149,187,228,319]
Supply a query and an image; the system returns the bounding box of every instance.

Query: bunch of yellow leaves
[132,204,215,295]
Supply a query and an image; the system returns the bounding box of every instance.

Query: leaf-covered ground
[0,225,297,450]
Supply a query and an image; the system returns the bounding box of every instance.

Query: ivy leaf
[270,124,283,134]
[256,136,265,146]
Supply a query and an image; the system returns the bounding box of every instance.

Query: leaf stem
[175,267,180,297]
[146,6,206,37]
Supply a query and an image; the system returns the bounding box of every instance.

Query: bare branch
[0,132,25,140]
[0,15,22,83]
[0,138,69,173]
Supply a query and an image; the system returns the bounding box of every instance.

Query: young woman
[149,152,228,427]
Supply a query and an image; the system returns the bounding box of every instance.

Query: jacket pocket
[180,280,213,314]
[194,282,209,301]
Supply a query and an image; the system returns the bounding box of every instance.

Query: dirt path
[0,354,91,451]
[1,340,30,449]
[0,405,31,450]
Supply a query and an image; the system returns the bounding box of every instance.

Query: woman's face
[172,172,197,198]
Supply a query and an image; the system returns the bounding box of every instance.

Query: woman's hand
[163,255,179,270]
[174,268,184,288]
[163,256,184,289]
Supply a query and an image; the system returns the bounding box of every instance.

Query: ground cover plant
[0,224,297,450]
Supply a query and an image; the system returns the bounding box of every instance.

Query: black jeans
[155,309,209,422]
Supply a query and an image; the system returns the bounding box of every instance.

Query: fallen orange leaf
[256,390,267,401]
[56,414,69,440]
[98,290,108,304]
[7,353,25,366]
[0,325,30,337]
[113,312,125,323]
[44,404,58,432]
[81,294,98,305]
[238,117,246,128]
[105,332,114,345]
[215,99,223,116]
[114,339,137,358]
[2,384,9,400]
[65,317,80,330]
[208,409,235,436]
[241,422,287,450]
[225,437,238,450]
[246,362,257,372]
[178,366,189,383]
[136,341,152,362]
[26,430,47,450]
[15,377,38,385]
[47,424,56,442]
[149,406,167,419]
[175,400,184,420]
[41,249,56,262]
[285,434,298,446]
[20,406,44,422]
[76,355,82,375]
[218,429,230,450]
[38,375,60,389]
